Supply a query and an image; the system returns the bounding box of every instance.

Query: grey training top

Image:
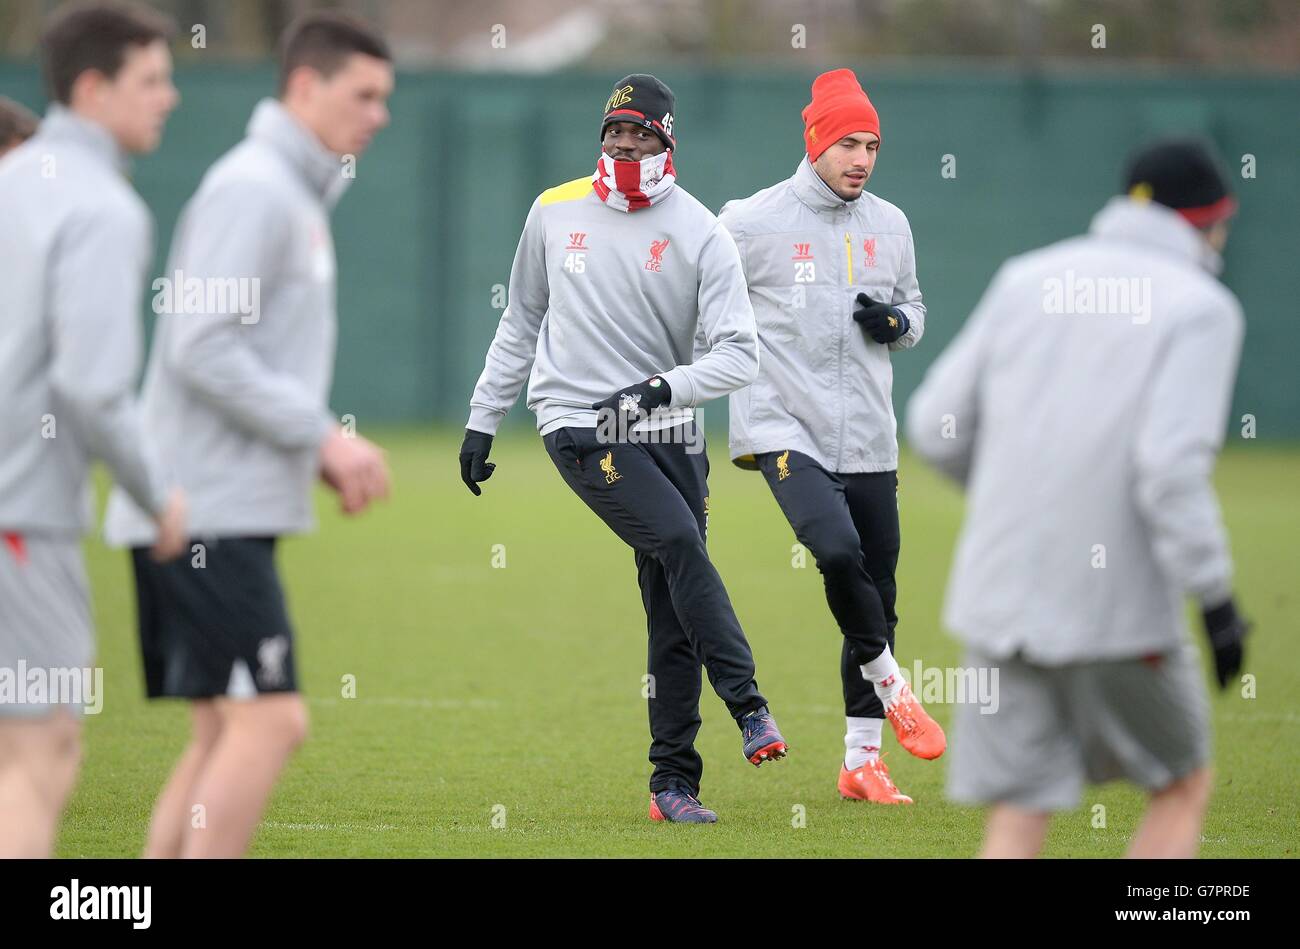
[721,157,927,474]
[467,173,759,436]
[907,197,1241,664]
[0,106,168,538]
[106,99,344,546]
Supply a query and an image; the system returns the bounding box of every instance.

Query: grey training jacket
[467,173,759,436]
[906,197,1242,664]
[105,99,344,546]
[0,106,167,537]
[720,157,926,473]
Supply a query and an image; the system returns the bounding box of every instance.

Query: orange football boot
[884,682,946,759]
[838,756,913,804]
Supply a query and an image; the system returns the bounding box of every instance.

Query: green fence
[3,64,1297,436]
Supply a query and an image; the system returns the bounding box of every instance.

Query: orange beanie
[802,68,880,162]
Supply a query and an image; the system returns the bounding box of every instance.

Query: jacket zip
[837,228,853,470]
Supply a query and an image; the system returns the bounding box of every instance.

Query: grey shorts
[946,643,1211,811]
[0,533,95,718]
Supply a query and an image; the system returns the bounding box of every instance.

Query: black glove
[1201,597,1250,690]
[853,292,909,344]
[590,376,672,419]
[459,429,495,496]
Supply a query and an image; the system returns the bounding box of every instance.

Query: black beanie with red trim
[600,74,676,150]
[1124,137,1237,228]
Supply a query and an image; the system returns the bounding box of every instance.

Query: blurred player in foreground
[721,68,945,806]
[907,138,1250,858]
[104,11,394,857]
[0,0,186,857]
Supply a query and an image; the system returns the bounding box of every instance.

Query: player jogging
[907,138,1250,857]
[720,68,945,806]
[0,0,186,857]
[103,11,394,858]
[461,74,787,824]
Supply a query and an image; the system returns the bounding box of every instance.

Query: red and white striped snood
[592,150,677,213]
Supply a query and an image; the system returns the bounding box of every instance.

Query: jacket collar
[791,154,856,213]
[38,104,129,175]
[1089,196,1223,275]
[247,98,349,207]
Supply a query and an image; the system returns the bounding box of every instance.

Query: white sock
[860,645,905,704]
[844,717,883,769]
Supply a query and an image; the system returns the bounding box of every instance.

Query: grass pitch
[57,429,1299,857]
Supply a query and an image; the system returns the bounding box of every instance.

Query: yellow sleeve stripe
[540,176,594,206]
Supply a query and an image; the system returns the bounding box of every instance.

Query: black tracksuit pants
[544,422,767,796]
[755,450,900,719]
